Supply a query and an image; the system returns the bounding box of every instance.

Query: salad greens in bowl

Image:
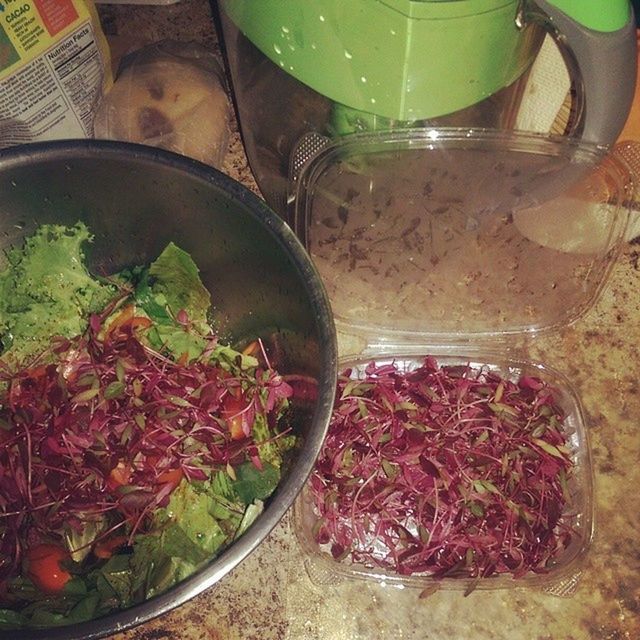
[0,140,337,639]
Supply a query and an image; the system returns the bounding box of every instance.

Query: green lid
[220,0,541,120]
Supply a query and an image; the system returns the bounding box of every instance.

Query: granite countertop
[97,1,640,638]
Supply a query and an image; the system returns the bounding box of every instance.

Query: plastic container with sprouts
[290,128,633,595]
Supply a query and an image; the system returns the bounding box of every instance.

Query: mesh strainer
[614,140,640,240]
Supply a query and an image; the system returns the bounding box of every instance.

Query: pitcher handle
[531,0,636,146]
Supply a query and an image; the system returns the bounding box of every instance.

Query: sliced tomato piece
[107,460,132,490]
[242,340,260,357]
[93,535,128,559]
[26,544,72,593]
[129,316,153,331]
[105,304,134,336]
[106,305,151,338]
[156,467,183,488]
[221,394,249,440]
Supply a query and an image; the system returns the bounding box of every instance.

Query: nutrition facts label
[0,0,110,146]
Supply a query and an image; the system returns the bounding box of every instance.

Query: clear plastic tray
[291,129,631,344]
[289,129,633,594]
[293,351,594,594]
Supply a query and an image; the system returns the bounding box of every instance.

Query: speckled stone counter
[97,1,640,638]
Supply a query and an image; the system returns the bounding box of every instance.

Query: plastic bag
[94,40,231,168]
[0,0,112,147]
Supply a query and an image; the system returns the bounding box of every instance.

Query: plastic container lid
[290,128,632,593]
[292,128,632,350]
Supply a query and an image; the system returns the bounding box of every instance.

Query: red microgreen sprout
[0,304,293,579]
[310,356,575,582]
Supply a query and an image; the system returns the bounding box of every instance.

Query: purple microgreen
[0,302,293,578]
[310,357,576,581]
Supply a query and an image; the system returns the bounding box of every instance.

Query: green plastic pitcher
[222,0,634,143]
[218,0,636,212]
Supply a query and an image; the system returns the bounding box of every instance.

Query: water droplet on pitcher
[281,26,290,34]
[319,14,325,22]
[360,76,367,83]
[274,44,282,55]
[344,50,353,60]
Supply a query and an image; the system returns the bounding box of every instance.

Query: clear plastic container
[293,351,593,594]
[290,129,633,594]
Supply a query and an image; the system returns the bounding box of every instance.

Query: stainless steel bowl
[0,140,337,639]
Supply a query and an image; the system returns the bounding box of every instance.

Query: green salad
[0,224,297,629]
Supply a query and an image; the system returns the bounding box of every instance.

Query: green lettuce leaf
[209,343,259,371]
[0,608,23,629]
[130,481,227,599]
[234,500,264,539]
[145,323,207,362]
[92,554,135,610]
[0,223,116,365]
[232,461,281,505]
[133,243,213,361]
[132,268,173,324]
[252,414,296,469]
[147,242,211,328]
[206,471,244,528]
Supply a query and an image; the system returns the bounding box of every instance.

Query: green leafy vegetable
[0,225,297,630]
[234,501,265,539]
[232,462,281,505]
[0,223,116,364]
[147,242,210,328]
[132,243,214,360]
[252,414,296,469]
